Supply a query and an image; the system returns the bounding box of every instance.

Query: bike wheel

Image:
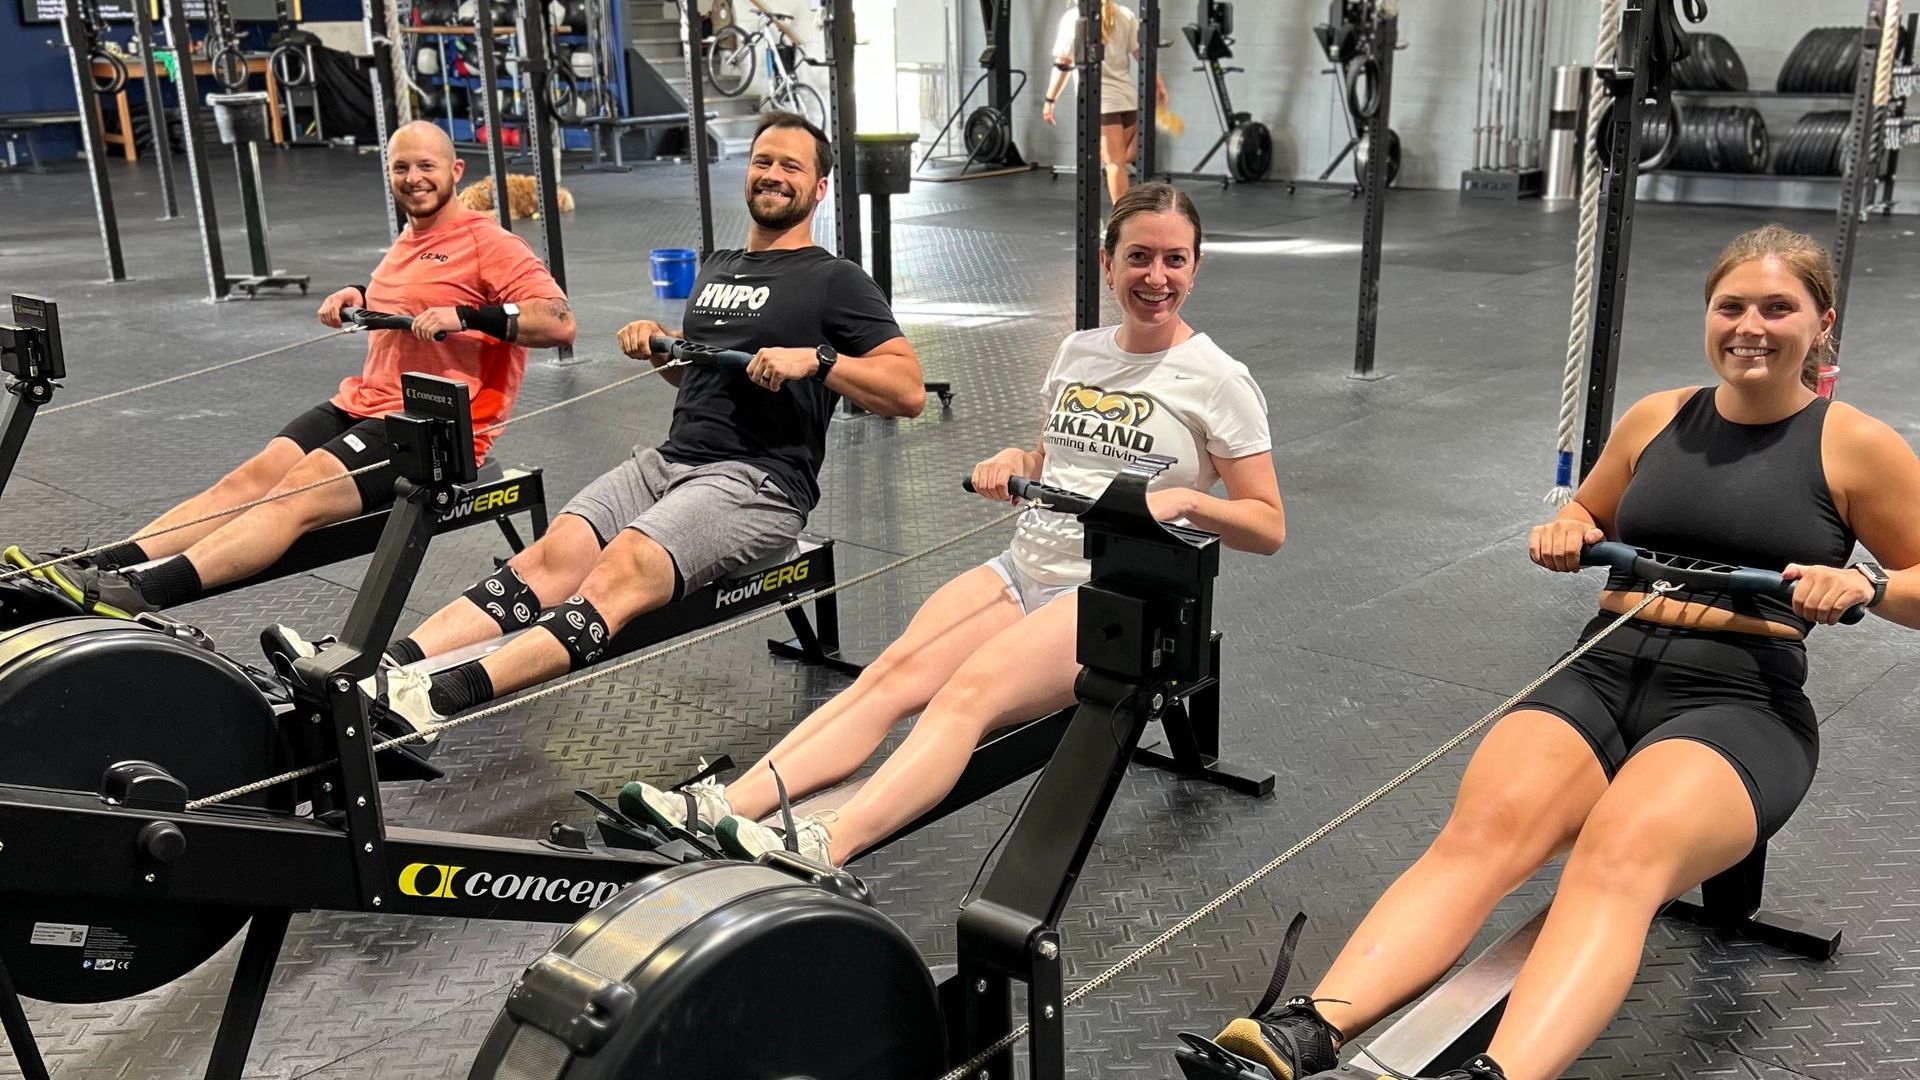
[707,26,755,98]
[779,81,827,131]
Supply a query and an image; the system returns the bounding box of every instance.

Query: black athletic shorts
[1513,613,1818,843]
[275,403,397,514]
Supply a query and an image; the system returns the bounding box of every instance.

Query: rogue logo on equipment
[396,862,627,909]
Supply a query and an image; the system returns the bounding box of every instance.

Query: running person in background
[1205,225,1920,1080]
[620,181,1284,867]
[6,121,574,616]
[1043,0,1168,205]
[292,112,926,739]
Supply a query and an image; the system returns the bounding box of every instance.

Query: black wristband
[457,305,514,341]
[352,284,369,304]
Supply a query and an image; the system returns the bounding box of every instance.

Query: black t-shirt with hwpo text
[658,246,903,514]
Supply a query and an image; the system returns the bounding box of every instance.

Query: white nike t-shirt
[1010,327,1272,586]
[1052,3,1141,114]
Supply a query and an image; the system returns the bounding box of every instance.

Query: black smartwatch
[1852,560,1889,608]
[812,343,838,382]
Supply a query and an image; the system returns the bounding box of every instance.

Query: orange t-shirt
[332,207,560,462]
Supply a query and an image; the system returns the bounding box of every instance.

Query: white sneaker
[716,810,837,866]
[618,777,733,834]
[359,665,443,743]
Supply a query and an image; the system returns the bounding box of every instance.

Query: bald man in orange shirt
[9,122,575,616]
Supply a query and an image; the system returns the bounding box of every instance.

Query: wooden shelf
[402,24,579,34]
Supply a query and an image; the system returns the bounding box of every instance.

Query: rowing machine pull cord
[0,356,691,585]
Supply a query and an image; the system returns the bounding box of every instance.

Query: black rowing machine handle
[1580,541,1866,625]
[963,475,1097,515]
[341,306,447,341]
[647,335,752,372]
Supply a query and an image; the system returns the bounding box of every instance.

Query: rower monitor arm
[303,373,475,683]
[0,295,64,503]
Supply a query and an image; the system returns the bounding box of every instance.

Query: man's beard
[395,181,453,218]
[748,182,812,229]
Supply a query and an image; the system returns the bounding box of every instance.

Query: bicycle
[705,5,827,130]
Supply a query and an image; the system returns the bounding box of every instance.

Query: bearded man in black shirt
[276,113,924,735]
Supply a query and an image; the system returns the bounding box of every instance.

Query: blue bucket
[650,248,699,301]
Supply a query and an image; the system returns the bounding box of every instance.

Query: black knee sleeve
[534,594,610,669]
[463,565,540,634]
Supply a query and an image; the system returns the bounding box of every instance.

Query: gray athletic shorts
[561,446,806,593]
[985,550,1077,615]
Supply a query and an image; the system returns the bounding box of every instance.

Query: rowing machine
[0,374,691,1080]
[470,463,1277,1079]
[1173,544,1854,1080]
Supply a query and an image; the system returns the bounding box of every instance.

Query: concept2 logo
[396,863,627,909]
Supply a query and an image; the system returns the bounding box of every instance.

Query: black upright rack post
[828,0,860,263]
[131,0,180,220]
[683,0,715,259]
[362,0,403,237]
[1075,0,1104,331]
[473,0,513,231]
[60,0,125,282]
[1350,1,1396,381]
[518,0,575,363]
[1577,1,1666,479]
[1830,0,1900,351]
[1138,0,1159,180]
[159,0,231,301]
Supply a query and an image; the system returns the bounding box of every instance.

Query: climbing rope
[1548,0,1624,506]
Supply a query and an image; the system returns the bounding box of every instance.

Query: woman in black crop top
[1207,226,1920,1080]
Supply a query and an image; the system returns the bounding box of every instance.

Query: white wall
[899,0,1899,190]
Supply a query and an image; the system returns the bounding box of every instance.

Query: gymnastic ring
[1343,55,1381,122]
[210,45,251,92]
[543,70,579,123]
[89,49,129,96]
[269,43,311,88]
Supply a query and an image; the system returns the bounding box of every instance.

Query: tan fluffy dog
[458,174,576,219]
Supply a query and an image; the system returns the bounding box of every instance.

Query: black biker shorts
[275,403,397,514]
[1513,613,1819,843]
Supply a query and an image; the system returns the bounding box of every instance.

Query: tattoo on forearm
[545,298,573,321]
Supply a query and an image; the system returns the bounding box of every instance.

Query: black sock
[124,555,201,607]
[428,661,493,716]
[386,636,426,667]
[89,541,149,572]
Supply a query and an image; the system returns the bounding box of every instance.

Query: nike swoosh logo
[713,318,730,325]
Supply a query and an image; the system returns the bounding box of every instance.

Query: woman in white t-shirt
[621,182,1285,867]
[1042,0,1168,205]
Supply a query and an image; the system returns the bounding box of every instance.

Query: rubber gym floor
[2,149,1917,1079]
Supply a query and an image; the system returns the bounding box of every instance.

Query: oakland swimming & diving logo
[1047,383,1159,456]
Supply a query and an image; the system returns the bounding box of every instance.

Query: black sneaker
[1212,996,1341,1080]
[5,546,151,618]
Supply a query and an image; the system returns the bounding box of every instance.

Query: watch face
[503,303,520,316]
